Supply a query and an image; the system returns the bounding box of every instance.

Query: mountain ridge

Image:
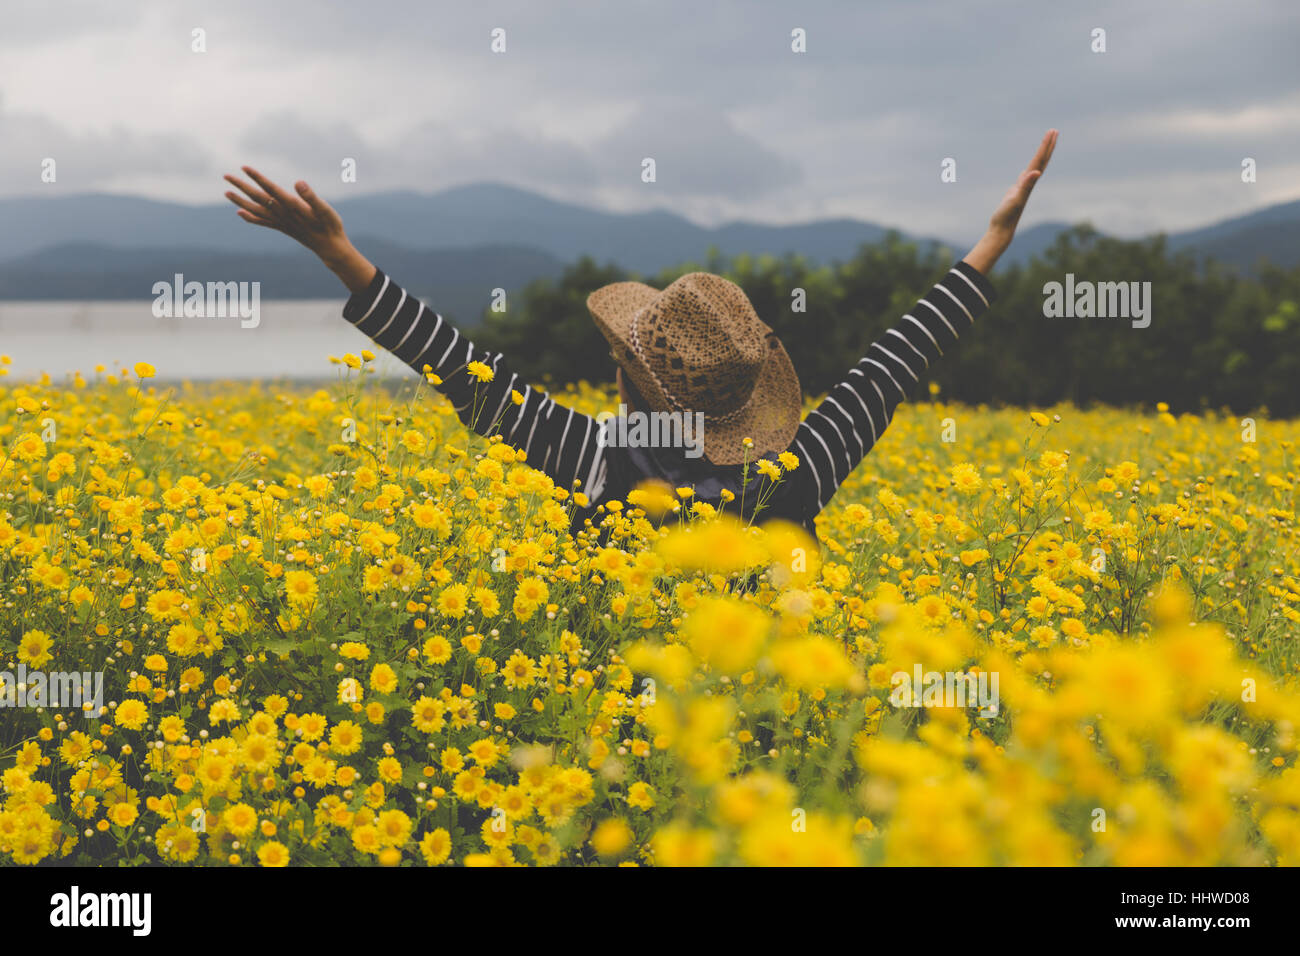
[1,185,1296,317]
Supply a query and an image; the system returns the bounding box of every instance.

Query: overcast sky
[2,0,1297,241]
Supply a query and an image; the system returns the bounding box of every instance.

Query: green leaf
[264,637,296,658]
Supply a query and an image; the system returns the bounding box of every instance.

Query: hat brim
[587,281,802,467]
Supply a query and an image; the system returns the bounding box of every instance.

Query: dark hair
[618,366,652,413]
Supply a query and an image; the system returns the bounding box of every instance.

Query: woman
[224,130,1057,539]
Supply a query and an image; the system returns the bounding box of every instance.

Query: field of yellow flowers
[2,353,1299,867]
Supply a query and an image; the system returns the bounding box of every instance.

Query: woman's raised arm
[790,129,1058,513]
[223,168,612,505]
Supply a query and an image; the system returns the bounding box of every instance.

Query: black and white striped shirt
[342,260,995,532]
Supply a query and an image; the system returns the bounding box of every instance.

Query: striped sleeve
[342,269,609,498]
[789,259,995,512]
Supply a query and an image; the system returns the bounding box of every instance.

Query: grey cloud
[238,111,372,185]
[0,97,209,192]
[234,112,601,194]
[0,0,1295,235]
[591,101,803,200]
[227,103,799,204]
[0,0,143,48]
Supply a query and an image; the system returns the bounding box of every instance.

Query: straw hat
[587,272,802,466]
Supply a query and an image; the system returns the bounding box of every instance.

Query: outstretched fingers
[1018,168,1043,199]
[1026,129,1058,177]
[242,166,313,218]
[235,209,276,228]
[224,188,267,217]
[294,180,331,217]
[1009,130,1057,207]
[223,173,272,208]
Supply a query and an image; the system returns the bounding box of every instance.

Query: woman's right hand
[224,167,376,292]
[224,167,350,262]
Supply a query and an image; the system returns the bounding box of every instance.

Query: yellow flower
[12,433,46,462]
[18,630,53,668]
[284,570,318,606]
[627,782,656,810]
[651,823,717,866]
[684,598,770,674]
[114,699,148,731]
[591,818,633,858]
[423,634,453,665]
[420,828,452,865]
[257,840,290,867]
[950,462,982,493]
[436,583,471,619]
[370,663,398,694]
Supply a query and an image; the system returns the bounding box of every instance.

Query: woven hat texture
[587,272,802,466]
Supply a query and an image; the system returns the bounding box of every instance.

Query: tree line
[475,226,1300,417]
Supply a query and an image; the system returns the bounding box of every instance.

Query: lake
[0,300,414,381]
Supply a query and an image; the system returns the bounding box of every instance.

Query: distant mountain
[0,185,1295,305]
[1169,221,1300,272]
[0,240,567,325]
[1165,198,1300,271]
[997,221,1074,266]
[998,201,1300,271]
[0,183,925,275]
